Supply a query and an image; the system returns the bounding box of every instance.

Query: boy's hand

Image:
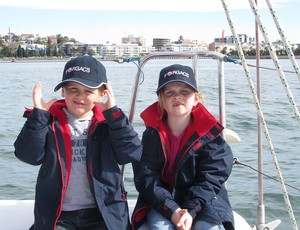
[94,82,116,111]
[176,209,192,230]
[33,82,57,111]
[171,208,192,230]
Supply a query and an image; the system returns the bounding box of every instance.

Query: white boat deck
[0,200,253,230]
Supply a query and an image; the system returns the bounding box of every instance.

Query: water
[0,58,299,229]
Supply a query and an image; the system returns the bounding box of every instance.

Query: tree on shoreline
[0,34,76,58]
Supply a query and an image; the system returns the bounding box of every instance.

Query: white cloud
[0,0,293,11]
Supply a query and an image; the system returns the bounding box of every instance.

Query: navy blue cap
[156,64,197,94]
[54,55,107,91]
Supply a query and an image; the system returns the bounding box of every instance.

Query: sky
[0,0,299,46]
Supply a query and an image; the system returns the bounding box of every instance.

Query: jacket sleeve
[181,135,233,218]
[133,128,180,220]
[14,108,51,165]
[102,106,142,165]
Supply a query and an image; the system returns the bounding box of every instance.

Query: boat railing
[119,50,241,179]
[125,51,230,125]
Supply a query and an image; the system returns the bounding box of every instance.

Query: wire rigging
[233,158,300,192]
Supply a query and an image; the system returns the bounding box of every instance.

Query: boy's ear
[194,94,200,106]
[99,88,106,97]
[61,88,65,97]
[97,93,104,102]
[98,91,107,103]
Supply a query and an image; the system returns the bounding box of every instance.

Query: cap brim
[54,79,105,92]
[156,80,198,94]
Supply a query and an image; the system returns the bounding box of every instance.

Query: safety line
[233,158,300,192]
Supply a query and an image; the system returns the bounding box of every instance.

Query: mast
[255,0,264,228]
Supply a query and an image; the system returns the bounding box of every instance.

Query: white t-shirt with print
[62,108,96,211]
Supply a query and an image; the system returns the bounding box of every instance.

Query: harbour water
[0,57,299,229]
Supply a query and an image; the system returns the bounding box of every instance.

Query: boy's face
[161,82,198,119]
[61,82,103,119]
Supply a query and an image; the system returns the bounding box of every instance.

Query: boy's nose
[173,93,182,99]
[75,91,85,97]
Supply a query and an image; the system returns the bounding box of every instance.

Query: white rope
[265,0,300,84]
[248,0,300,128]
[221,1,298,229]
[248,2,299,229]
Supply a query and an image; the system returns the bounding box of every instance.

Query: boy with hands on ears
[14,55,142,230]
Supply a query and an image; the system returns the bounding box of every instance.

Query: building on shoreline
[1,33,300,59]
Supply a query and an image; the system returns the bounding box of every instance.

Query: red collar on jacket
[140,101,221,138]
[141,102,224,187]
[49,99,106,122]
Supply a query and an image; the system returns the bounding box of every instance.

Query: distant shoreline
[0,57,70,63]
[0,57,117,63]
[1,55,299,63]
[240,55,300,59]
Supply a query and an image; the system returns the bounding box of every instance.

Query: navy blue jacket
[131,102,234,230]
[14,100,142,230]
